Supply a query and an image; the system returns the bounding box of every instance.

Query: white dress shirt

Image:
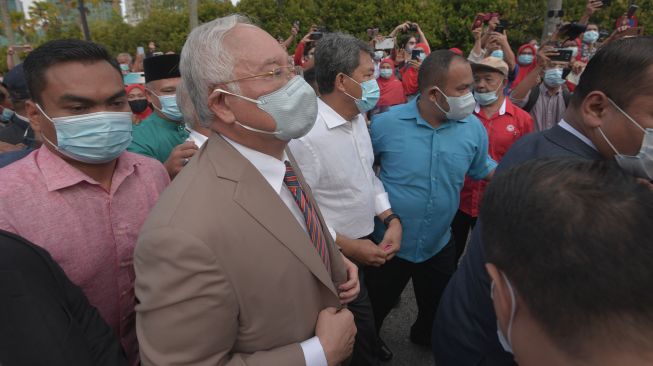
[222,136,327,366]
[289,98,391,240]
[187,128,209,147]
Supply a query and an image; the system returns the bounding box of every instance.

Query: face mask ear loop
[597,127,620,156]
[432,86,451,114]
[607,98,646,133]
[212,88,278,135]
[501,272,517,347]
[340,74,363,102]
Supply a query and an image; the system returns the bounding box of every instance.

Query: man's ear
[208,89,236,126]
[580,91,611,130]
[25,100,42,134]
[334,73,348,94]
[144,87,159,107]
[486,263,513,333]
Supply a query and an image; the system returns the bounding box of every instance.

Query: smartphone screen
[551,49,573,62]
[137,46,145,55]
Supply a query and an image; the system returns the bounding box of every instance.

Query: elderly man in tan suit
[134,15,359,366]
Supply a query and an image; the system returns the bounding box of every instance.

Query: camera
[550,49,573,63]
[309,32,323,41]
[409,23,418,32]
[493,21,507,34]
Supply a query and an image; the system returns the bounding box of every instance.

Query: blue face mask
[474,81,503,106]
[149,92,183,121]
[343,75,380,113]
[36,104,133,164]
[0,107,14,122]
[490,50,504,59]
[583,30,599,44]
[543,68,565,87]
[517,54,534,65]
[379,69,393,79]
[119,64,130,72]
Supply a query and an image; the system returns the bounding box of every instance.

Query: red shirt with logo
[459,98,534,217]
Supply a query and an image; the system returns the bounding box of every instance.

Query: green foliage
[1,0,652,74]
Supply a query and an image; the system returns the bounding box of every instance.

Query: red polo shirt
[459,98,534,217]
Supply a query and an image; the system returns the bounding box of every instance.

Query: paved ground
[378,280,435,366]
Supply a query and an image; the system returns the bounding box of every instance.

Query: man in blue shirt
[366,50,496,347]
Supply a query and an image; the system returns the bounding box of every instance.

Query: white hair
[180,14,251,128]
[175,81,199,128]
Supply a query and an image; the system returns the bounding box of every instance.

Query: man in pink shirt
[0,40,170,365]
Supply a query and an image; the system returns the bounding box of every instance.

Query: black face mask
[129,99,149,113]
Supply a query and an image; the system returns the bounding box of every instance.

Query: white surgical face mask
[433,86,475,121]
[598,98,653,180]
[491,272,517,354]
[215,76,317,141]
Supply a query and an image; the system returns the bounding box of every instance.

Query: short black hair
[572,37,653,109]
[23,39,121,103]
[303,41,315,57]
[314,32,373,95]
[482,158,653,357]
[417,50,467,93]
[303,67,317,86]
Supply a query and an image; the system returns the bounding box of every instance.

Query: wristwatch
[383,214,401,227]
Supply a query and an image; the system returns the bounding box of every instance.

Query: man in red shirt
[452,57,534,261]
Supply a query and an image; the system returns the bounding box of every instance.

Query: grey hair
[117,52,132,63]
[315,32,373,95]
[180,14,251,128]
[175,81,199,128]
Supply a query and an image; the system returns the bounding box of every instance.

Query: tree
[1,0,652,74]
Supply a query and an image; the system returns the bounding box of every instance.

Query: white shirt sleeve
[373,176,391,215]
[327,226,337,243]
[300,336,328,366]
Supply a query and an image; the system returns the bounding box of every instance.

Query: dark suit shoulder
[0,230,128,366]
[497,125,602,174]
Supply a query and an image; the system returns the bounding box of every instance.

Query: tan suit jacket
[135,134,347,365]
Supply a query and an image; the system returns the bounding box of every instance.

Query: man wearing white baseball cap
[451,56,534,261]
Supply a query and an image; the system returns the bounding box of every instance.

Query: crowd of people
[0,1,652,366]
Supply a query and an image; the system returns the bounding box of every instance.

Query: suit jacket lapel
[207,135,339,298]
[544,125,603,160]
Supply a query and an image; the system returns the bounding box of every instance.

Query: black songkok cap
[143,54,180,83]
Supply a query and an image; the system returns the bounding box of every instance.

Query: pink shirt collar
[36,146,142,194]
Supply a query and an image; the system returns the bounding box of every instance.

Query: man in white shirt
[290,32,403,364]
[135,15,360,366]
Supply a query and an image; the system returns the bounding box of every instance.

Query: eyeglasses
[218,66,299,85]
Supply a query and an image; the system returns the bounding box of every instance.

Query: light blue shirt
[371,97,497,263]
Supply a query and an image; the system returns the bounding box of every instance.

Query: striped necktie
[283,161,331,273]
